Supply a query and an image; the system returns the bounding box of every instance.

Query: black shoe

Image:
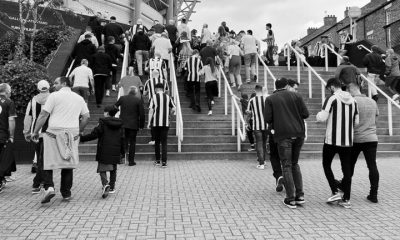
[276,176,284,192]
[161,162,167,168]
[283,199,296,209]
[154,161,161,166]
[196,105,201,113]
[128,161,136,166]
[295,196,305,205]
[367,195,378,203]
[102,185,110,199]
[253,75,257,81]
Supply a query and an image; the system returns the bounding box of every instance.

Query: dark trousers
[153,127,169,163]
[322,144,353,200]
[277,137,304,202]
[205,81,218,110]
[94,75,108,104]
[111,67,117,85]
[350,142,379,195]
[269,134,282,180]
[254,130,268,165]
[124,128,138,164]
[187,81,201,107]
[247,129,254,145]
[266,45,274,65]
[99,168,117,189]
[32,138,44,188]
[43,169,73,198]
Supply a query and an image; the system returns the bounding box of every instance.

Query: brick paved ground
[1,158,400,240]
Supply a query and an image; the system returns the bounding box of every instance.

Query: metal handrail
[221,66,246,151]
[65,59,75,77]
[357,44,372,53]
[322,43,341,70]
[257,54,277,92]
[169,53,184,152]
[324,44,400,136]
[285,43,326,100]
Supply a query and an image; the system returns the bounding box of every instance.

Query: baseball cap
[37,80,50,92]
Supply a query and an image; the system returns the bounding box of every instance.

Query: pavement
[1,158,400,240]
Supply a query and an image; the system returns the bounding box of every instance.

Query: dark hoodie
[80,117,124,165]
[362,52,385,74]
[72,39,97,64]
[334,62,361,85]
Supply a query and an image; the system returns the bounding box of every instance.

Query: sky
[189,0,370,50]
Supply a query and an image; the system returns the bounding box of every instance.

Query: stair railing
[65,59,75,77]
[169,53,184,152]
[257,54,277,92]
[285,43,326,100]
[221,66,246,151]
[322,44,342,70]
[324,44,400,135]
[357,44,372,53]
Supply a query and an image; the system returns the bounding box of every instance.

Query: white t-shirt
[70,65,93,88]
[153,37,172,60]
[201,28,212,44]
[43,87,89,129]
[241,35,259,55]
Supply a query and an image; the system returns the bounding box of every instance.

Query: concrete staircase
[80,65,400,162]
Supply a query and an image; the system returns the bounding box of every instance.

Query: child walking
[80,106,124,198]
[199,57,219,115]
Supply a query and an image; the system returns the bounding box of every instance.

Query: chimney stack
[307,27,318,35]
[324,15,337,26]
[344,7,349,18]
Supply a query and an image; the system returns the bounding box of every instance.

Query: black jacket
[80,117,124,165]
[264,90,309,142]
[90,52,113,75]
[115,94,145,130]
[72,39,97,64]
[363,52,385,74]
[105,44,120,64]
[131,32,152,52]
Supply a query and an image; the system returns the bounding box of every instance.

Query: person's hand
[24,133,31,142]
[8,137,14,143]
[147,124,151,129]
[31,133,39,143]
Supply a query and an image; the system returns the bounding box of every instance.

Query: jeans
[277,137,304,202]
[43,169,73,198]
[350,142,379,195]
[72,87,89,102]
[32,138,44,188]
[187,82,201,108]
[367,73,380,96]
[99,167,117,188]
[124,128,138,164]
[247,129,254,145]
[244,53,257,81]
[135,50,149,76]
[229,55,242,86]
[266,45,274,65]
[94,75,108,105]
[153,127,169,163]
[254,130,268,165]
[322,144,353,200]
[269,134,282,180]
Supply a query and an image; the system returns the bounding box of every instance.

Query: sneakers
[105,90,110,96]
[283,199,296,209]
[112,85,116,91]
[295,196,305,205]
[41,187,55,204]
[246,79,251,84]
[367,195,378,203]
[326,192,342,203]
[102,185,110,199]
[256,165,265,170]
[31,163,37,174]
[393,94,400,104]
[128,161,136,166]
[148,141,155,145]
[32,187,41,194]
[208,110,212,115]
[161,162,167,168]
[338,199,351,209]
[109,188,115,194]
[276,176,284,192]
[211,100,214,105]
[154,160,161,166]
[231,83,236,88]
[247,144,255,151]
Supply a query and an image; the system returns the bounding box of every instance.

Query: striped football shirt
[149,92,176,127]
[247,95,267,131]
[185,56,203,82]
[144,77,169,101]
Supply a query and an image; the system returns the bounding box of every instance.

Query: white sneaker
[256,165,265,170]
[148,141,155,145]
[211,101,215,105]
[105,90,110,96]
[112,85,116,91]
[327,192,342,203]
[4,176,15,182]
[208,110,212,115]
[41,187,55,204]
[231,83,236,87]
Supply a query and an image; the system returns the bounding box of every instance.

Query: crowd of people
[0,16,386,211]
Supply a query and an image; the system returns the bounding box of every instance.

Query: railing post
[388,101,393,136]
[325,46,329,71]
[237,110,241,152]
[308,69,312,98]
[224,77,228,115]
[231,96,235,136]
[264,68,267,92]
[218,70,221,98]
[287,46,291,71]
[256,56,259,83]
[321,83,325,103]
[296,55,301,83]
[337,54,341,67]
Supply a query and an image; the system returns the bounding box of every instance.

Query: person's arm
[263,98,273,124]
[89,69,94,88]
[139,99,145,129]
[298,95,309,119]
[316,96,332,122]
[354,102,359,126]
[93,36,99,48]
[114,97,122,108]
[334,66,341,80]
[32,110,50,141]
[23,100,33,139]
[80,121,102,142]
[80,113,90,133]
